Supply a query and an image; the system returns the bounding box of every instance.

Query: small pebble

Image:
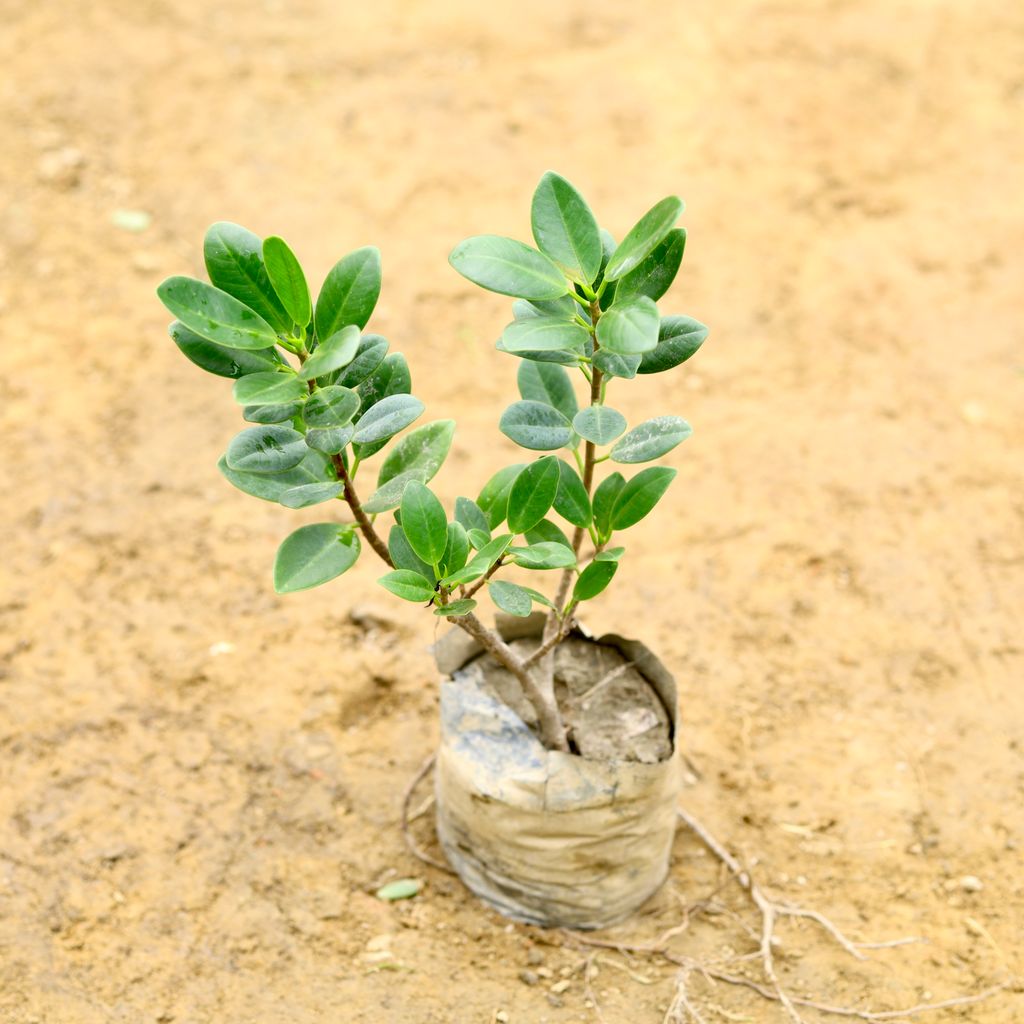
[551,979,571,995]
[959,875,983,892]
[37,146,85,188]
[495,1012,509,1023]
[519,970,539,987]
[112,209,151,232]
[546,994,563,1008]
[526,948,544,966]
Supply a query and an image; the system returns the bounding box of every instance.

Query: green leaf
[298,325,360,380]
[304,386,360,428]
[596,546,625,562]
[218,449,335,503]
[596,296,660,354]
[169,321,282,378]
[157,276,278,350]
[553,459,591,527]
[305,424,355,454]
[226,424,307,473]
[477,464,525,529]
[203,221,290,333]
[603,196,684,282]
[314,246,382,339]
[232,371,306,407]
[274,525,360,593]
[357,352,410,414]
[501,316,590,354]
[400,480,448,566]
[468,533,514,573]
[517,361,578,421]
[435,599,477,617]
[375,878,421,901]
[278,481,344,509]
[378,420,455,488]
[611,467,677,529]
[509,542,576,570]
[592,350,641,380]
[449,235,569,300]
[363,470,424,514]
[334,334,389,387]
[499,401,573,451]
[611,416,692,464]
[572,406,627,445]
[530,171,602,285]
[573,559,618,601]
[592,472,626,538]
[352,394,425,444]
[614,228,686,303]
[638,316,709,375]
[440,521,471,576]
[596,228,618,307]
[467,528,491,551]
[243,402,303,424]
[263,235,312,327]
[388,524,434,579]
[455,497,490,540]
[507,457,559,534]
[378,569,436,603]
[488,580,533,617]
[524,519,572,548]
[495,338,582,366]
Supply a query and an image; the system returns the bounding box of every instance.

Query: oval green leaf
[388,524,435,579]
[508,542,577,570]
[592,471,626,539]
[477,465,524,530]
[435,598,477,618]
[449,235,569,300]
[263,235,312,327]
[611,467,677,530]
[572,405,627,445]
[638,316,709,375]
[611,416,692,464]
[274,525,360,593]
[499,401,573,451]
[375,878,421,901]
[400,480,448,566]
[596,296,660,355]
[243,402,303,424]
[314,246,382,341]
[593,349,641,379]
[225,425,307,473]
[304,386,360,428]
[169,321,281,379]
[614,228,686,303]
[501,316,591,354]
[517,360,579,421]
[530,172,602,285]
[378,569,436,603]
[305,424,355,455]
[553,459,591,527]
[218,449,335,503]
[488,580,533,617]
[455,497,491,541]
[334,334,389,388]
[507,457,560,534]
[299,325,360,380]
[352,394,425,444]
[278,481,344,509]
[524,518,572,548]
[157,276,278,350]
[232,371,306,407]
[573,559,618,602]
[378,420,455,488]
[603,196,684,282]
[440,521,471,576]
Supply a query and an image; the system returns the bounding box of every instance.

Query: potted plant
[157,172,708,929]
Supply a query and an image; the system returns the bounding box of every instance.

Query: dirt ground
[1,0,1022,1021]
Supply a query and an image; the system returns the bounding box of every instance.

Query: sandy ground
[1,0,1023,1021]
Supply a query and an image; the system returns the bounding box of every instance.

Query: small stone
[38,146,85,188]
[546,994,563,1008]
[550,979,571,995]
[959,875,983,892]
[111,209,152,232]
[495,1013,510,1023]
[519,970,539,986]
[536,966,554,979]
[526,947,544,966]
[208,641,234,657]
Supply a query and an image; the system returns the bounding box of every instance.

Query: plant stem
[462,556,504,599]
[453,612,569,752]
[332,454,394,567]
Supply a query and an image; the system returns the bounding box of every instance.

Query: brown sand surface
[1,1,1022,1021]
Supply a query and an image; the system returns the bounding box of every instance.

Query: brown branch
[462,556,504,599]
[451,612,568,752]
[333,454,393,567]
[400,752,452,874]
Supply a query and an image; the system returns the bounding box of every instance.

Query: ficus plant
[157,172,707,754]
